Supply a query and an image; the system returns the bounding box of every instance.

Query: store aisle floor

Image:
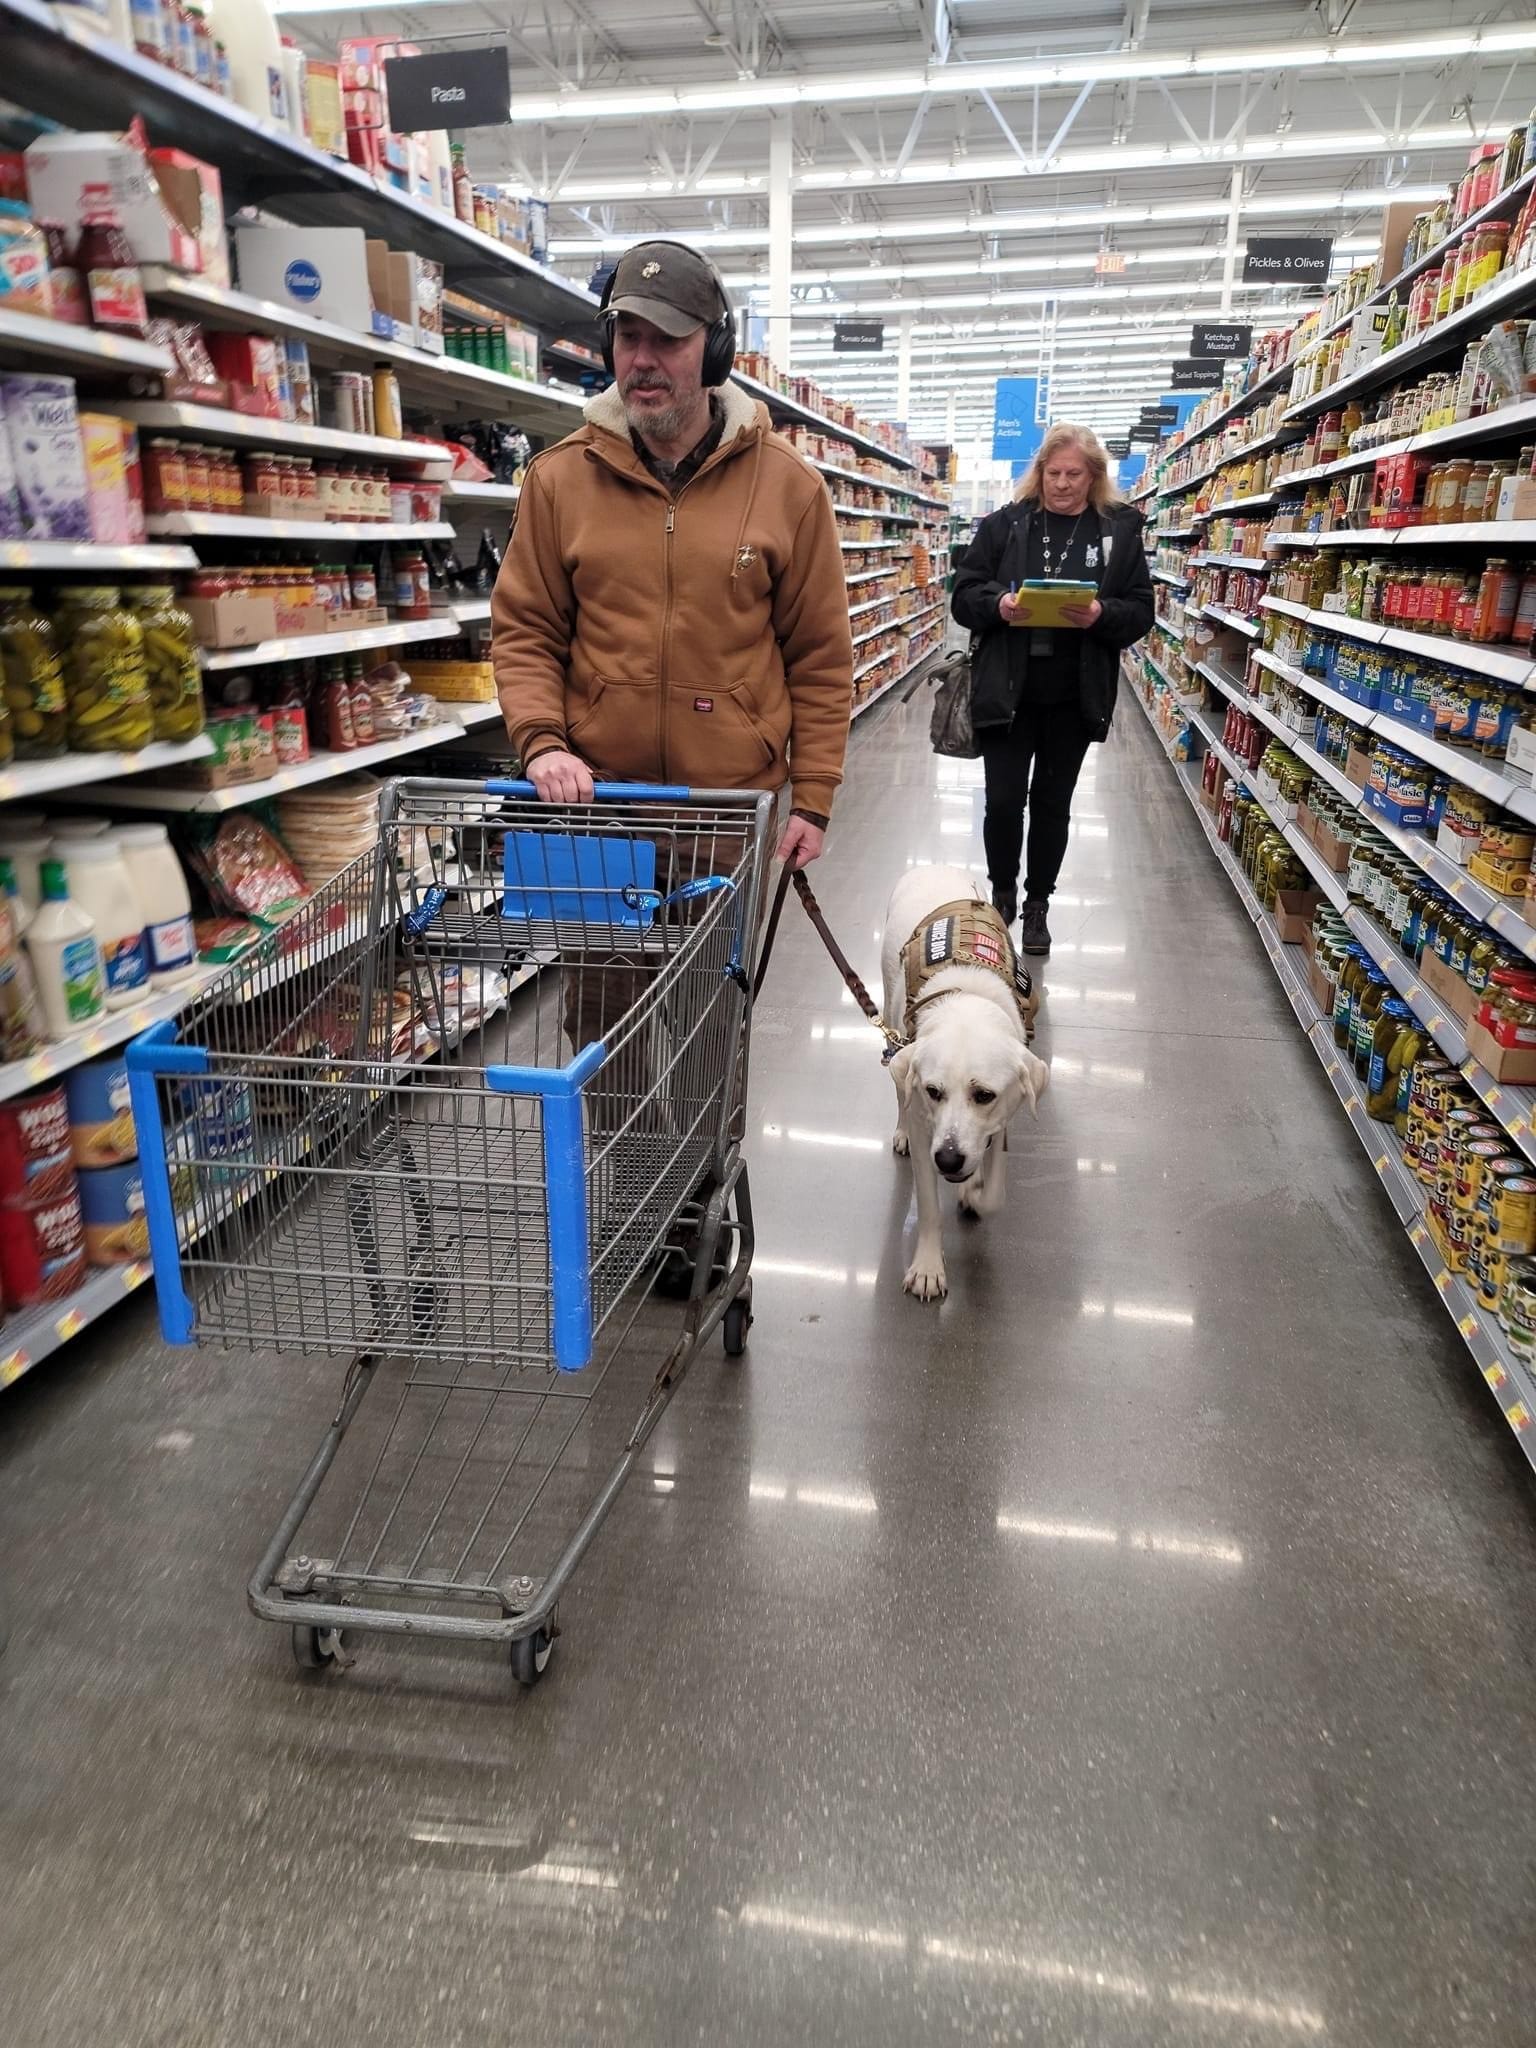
[5,699,1536,2048]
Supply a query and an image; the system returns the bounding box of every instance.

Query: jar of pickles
[54,587,154,754]
[1366,999,1420,1121]
[128,586,205,744]
[0,585,67,762]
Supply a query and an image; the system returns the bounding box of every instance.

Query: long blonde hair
[1014,423,1119,511]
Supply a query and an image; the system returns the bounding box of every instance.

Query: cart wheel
[723,1295,753,1358]
[511,1621,556,1689]
[291,1623,343,1671]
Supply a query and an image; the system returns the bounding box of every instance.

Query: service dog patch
[903,899,1037,1040]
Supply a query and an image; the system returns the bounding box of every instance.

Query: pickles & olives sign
[1242,236,1333,286]
[384,49,512,131]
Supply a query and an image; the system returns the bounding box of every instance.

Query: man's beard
[621,375,702,444]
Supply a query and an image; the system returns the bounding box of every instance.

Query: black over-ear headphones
[598,240,738,388]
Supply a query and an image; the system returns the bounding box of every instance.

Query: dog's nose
[935,1145,967,1180]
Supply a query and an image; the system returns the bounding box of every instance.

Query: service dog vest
[901,899,1035,1040]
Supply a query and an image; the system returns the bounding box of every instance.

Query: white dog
[881,865,1050,1303]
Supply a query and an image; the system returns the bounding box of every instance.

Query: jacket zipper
[659,497,676,779]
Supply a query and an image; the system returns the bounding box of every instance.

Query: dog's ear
[1016,1047,1049,1116]
[887,1043,917,1104]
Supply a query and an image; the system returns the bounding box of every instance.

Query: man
[492,238,854,869]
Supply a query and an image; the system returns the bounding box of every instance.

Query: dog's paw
[956,1188,983,1221]
[891,1129,910,1157]
[903,1257,948,1302]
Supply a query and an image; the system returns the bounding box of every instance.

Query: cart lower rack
[129,778,775,1686]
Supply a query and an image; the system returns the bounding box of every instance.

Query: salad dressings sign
[1139,403,1178,425]
[383,48,512,131]
[1190,322,1253,360]
[1242,236,1333,286]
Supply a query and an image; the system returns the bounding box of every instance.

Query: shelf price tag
[54,1307,85,1342]
[1458,1313,1479,1339]
[1434,1268,1453,1293]
[1507,1401,1531,1433]
[0,1348,28,1387]
[1484,1362,1508,1391]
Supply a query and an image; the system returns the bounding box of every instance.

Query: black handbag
[929,645,980,759]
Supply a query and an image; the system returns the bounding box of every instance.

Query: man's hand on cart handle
[777,814,825,869]
[528,749,596,804]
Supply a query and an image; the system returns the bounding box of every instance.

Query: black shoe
[1019,899,1052,955]
[990,882,1017,926]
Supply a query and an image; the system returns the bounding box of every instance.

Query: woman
[951,423,1154,956]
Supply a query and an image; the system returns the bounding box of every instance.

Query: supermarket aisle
[5,699,1536,2048]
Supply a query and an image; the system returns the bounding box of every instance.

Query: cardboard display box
[1419,945,1475,1026]
[1466,1013,1536,1085]
[408,659,496,704]
[1274,886,1323,944]
[235,226,375,335]
[1308,953,1334,1017]
[1344,742,1374,791]
[1311,814,1354,872]
[182,592,279,649]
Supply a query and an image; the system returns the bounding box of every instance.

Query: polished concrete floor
[4,702,1536,2048]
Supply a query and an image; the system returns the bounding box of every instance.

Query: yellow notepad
[1011,579,1098,627]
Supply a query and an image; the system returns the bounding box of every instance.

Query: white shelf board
[813,458,947,508]
[0,734,213,802]
[0,306,173,376]
[442,480,522,505]
[199,616,464,671]
[114,401,453,473]
[88,717,488,814]
[449,597,493,624]
[1201,604,1260,637]
[1259,597,1536,690]
[0,540,199,573]
[145,514,453,544]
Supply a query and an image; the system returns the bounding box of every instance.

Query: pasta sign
[384,49,513,131]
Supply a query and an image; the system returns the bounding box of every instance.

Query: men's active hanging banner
[1169,359,1224,390]
[1242,236,1333,286]
[833,320,885,353]
[1190,322,1253,360]
[384,48,512,131]
[992,377,1045,462]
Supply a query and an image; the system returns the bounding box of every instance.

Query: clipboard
[1010,579,1098,627]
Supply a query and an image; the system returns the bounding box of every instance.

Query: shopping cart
[128,778,775,1686]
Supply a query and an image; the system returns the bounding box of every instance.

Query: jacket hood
[583,378,767,447]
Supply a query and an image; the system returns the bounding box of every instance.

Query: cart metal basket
[129,778,774,1685]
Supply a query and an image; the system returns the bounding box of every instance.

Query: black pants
[980,701,1095,903]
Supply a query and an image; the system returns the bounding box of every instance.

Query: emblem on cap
[642,260,661,278]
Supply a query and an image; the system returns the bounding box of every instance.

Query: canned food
[77,1161,148,1266]
[63,1057,136,1169]
[1492,1173,1536,1254]
[0,1083,75,1202]
[0,1180,86,1306]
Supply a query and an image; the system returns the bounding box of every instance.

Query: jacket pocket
[567,673,663,782]
[666,678,783,790]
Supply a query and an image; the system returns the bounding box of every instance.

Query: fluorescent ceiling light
[501,27,1536,123]
[548,127,1476,203]
[724,237,1375,291]
[549,188,1441,259]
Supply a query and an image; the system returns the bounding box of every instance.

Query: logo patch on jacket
[736,544,758,571]
[694,696,714,713]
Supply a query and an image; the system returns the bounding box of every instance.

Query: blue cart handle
[485,779,693,803]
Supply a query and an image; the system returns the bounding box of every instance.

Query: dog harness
[901,899,1035,1041]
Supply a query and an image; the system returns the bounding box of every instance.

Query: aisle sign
[1190,321,1253,360]
[992,376,1045,462]
[1139,403,1178,425]
[833,319,885,353]
[1242,236,1333,286]
[1104,437,1131,457]
[1169,359,1224,390]
[1129,422,1163,444]
[384,48,512,130]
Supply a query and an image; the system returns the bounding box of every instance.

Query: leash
[754,865,907,1062]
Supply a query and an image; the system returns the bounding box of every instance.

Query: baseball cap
[603,240,729,337]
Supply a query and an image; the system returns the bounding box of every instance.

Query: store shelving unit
[114,401,454,472]
[1126,661,1536,1464]
[199,617,464,671]
[0,541,199,574]
[0,304,174,377]
[144,513,454,544]
[0,0,598,334]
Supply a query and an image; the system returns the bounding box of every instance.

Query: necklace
[1040,507,1087,580]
